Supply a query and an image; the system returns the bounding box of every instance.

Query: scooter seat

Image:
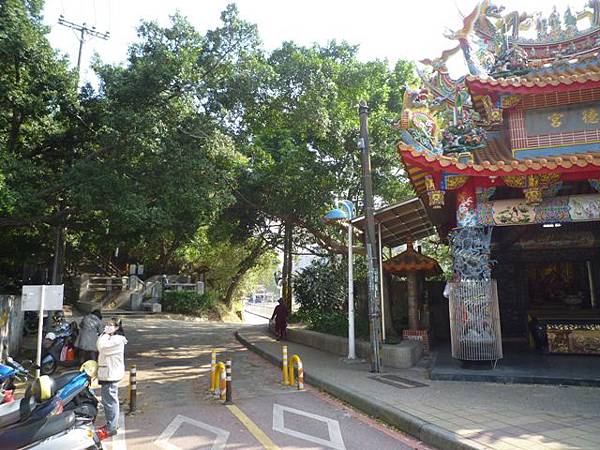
[0,411,75,450]
[52,370,80,391]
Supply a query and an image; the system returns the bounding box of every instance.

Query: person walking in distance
[75,309,103,363]
[271,298,289,341]
[97,324,128,438]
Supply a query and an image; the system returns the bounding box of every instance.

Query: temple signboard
[477,194,600,226]
[524,102,600,135]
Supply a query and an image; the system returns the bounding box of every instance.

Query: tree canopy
[0,1,420,303]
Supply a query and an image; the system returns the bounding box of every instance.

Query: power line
[58,15,110,73]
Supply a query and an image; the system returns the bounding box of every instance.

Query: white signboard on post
[21,285,64,311]
[22,285,64,377]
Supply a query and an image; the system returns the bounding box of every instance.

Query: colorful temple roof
[396,1,600,203]
[466,58,600,94]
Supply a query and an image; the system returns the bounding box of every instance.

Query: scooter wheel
[41,358,57,376]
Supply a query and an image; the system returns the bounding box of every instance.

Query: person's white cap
[104,325,117,334]
[45,332,56,340]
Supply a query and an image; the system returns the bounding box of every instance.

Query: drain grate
[369,374,428,389]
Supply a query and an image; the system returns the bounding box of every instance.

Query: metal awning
[351,197,435,248]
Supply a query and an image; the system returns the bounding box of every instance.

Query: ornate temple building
[397,1,600,360]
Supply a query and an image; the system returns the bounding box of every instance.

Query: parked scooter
[40,324,79,375]
[0,357,30,404]
[0,362,103,448]
[0,412,102,450]
[1,362,99,426]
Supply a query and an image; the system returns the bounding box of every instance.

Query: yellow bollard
[214,362,226,400]
[210,349,217,392]
[288,354,304,390]
[282,345,289,385]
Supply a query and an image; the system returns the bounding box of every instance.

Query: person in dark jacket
[75,309,103,363]
[270,298,289,341]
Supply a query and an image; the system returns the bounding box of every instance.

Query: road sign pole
[35,286,46,378]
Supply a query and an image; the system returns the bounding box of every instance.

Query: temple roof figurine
[396,1,600,204]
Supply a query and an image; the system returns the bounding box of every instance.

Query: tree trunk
[51,226,65,284]
[282,222,293,311]
[223,242,267,307]
[407,272,419,330]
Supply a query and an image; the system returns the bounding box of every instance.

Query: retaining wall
[285,327,423,369]
[0,295,23,360]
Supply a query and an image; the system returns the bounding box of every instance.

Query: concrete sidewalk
[237,326,600,450]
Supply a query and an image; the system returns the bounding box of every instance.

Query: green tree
[217,41,419,254]
[0,0,78,287]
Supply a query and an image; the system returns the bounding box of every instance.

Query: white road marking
[111,413,127,450]
[154,414,230,450]
[272,403,346,450]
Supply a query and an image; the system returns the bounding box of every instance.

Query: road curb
[235,330,482,450]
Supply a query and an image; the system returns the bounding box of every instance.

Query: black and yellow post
[225,359,233,404]
[129,365,137,414]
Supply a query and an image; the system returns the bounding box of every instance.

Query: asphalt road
[105,316,434,450]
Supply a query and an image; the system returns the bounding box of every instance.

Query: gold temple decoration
[538,173,561,185]
[503,175,527,188]
[425,175,445,209]
[501,95,521,109]
[474,95,502,123]
[445,175,469,190]
[524,174,542,205]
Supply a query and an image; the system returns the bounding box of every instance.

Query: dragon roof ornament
[400,1,600,157]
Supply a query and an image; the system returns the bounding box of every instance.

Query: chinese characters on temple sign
[548,112,564,128]
[582,108,599,124]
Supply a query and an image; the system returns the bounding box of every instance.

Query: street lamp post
[324,200,356,360]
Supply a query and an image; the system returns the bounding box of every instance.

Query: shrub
[293,258,347,313]
[292,258,370,339]
[161,291,216,316]
[291,309,369,339]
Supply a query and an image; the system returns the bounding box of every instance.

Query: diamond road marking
[154,414,230,450]
[272,404,346,450]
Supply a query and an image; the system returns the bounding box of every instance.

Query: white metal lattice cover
[448,280,503,361]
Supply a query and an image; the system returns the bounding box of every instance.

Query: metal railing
[244,302,277,319]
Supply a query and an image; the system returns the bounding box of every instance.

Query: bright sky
[43,0,584,83]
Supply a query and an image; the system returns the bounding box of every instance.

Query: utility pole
[358,100,382,373]
[50,17,109,284]
[58,15,110,73]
